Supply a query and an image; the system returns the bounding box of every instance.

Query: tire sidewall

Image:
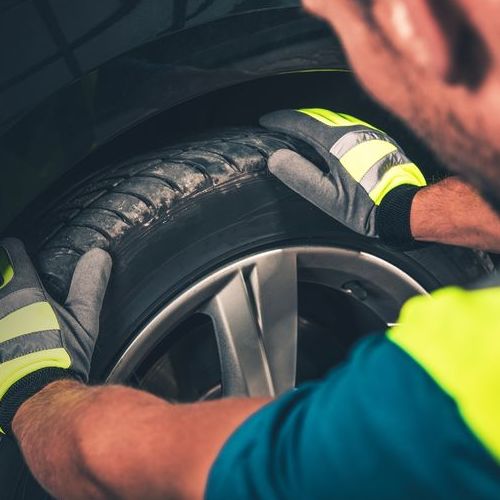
[93,173,476,377]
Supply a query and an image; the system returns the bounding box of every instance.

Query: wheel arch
[1,6,347,233]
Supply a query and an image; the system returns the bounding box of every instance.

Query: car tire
[0,126,494,499]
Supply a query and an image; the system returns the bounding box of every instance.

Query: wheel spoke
[203,250,298,397]
[204,271,274,397]
[248,250,299,394]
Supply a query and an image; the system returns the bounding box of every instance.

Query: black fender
[0,1,347,231]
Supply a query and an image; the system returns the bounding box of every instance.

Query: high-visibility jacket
[206,277,500,499]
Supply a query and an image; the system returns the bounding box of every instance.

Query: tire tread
[35,127,300,299]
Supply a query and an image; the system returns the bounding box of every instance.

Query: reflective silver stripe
[359,150,410,193]
[0,329,62,363]
[330,130,397,159]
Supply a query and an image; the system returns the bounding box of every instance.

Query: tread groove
[193,149,240,173]
[112,190,157,212]
[83,207,134,227]
[133,174,183,194]
[168,159,213,185]
[63,223,113,244]
[226,139,268,159]
[182,160,212,182]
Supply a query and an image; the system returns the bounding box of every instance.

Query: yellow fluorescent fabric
[339,140,398,182]
[369,163,427,205]
[0,248,14,290]
[298,108,380,130]
[388,286,500,463]
[0,302,60,343]
[0,348,71,434]
[299,108,353,127]
[335,112,382,131]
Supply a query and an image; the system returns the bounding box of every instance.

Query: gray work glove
[0,238,112,434]
[260,109,427,246]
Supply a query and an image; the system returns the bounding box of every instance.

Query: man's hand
[261,108,427,245]
[0,238,111,434]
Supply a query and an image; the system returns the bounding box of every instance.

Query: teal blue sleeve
[205,335,500,500]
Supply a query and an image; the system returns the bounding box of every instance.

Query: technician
[1,0,500,498]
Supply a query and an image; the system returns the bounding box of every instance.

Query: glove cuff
[0,368,74,436]
[376,185,422,249]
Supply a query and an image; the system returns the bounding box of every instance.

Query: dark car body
[0,0,349,232]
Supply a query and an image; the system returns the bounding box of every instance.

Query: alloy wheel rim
[107,246,427,397]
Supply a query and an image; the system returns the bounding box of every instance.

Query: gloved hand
[0,238,112,434]
[260,108,427,246]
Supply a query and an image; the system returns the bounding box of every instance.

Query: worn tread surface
[34,128,306,299]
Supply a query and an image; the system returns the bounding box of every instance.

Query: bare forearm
[13,381,268,500]
[411,177,500,252]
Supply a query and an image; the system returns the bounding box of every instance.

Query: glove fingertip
[268,149,298,174]
[65,248,112,310]
[77,248,113,289]
[268,149,328,194]
[85,248,112,274]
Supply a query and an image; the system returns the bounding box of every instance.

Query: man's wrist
[376,185,423,249]
[0,368,75,436]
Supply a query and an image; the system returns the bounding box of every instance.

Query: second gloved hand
[260,108,427,246]
[0,238,112,434]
